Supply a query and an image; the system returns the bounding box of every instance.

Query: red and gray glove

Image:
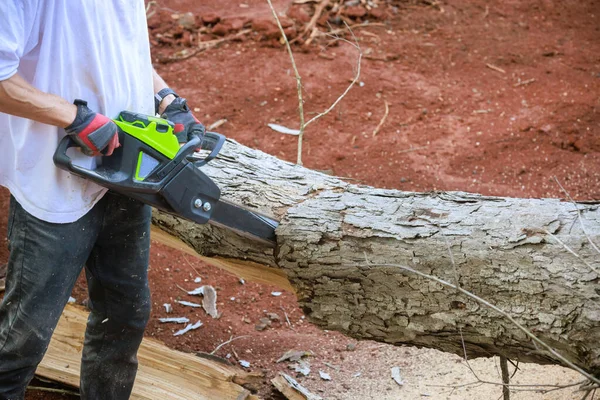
[65,99,120,156]
[157,90,205,146]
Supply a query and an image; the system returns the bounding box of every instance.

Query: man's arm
[152,69,205,146]
[0,73,119,156]
[0,73,77,128]
[152,69,176,115]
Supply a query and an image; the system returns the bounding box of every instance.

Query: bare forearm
[152,69,176,114]
[0,73,76,128]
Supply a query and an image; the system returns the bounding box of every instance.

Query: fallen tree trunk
[153,139,600,376]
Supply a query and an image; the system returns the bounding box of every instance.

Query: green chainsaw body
[53,111,278,245]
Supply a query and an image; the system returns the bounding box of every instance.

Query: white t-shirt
[0,0,154,223]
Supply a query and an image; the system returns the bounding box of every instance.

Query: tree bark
[153,139,600,376]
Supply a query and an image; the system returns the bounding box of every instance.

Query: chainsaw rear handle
[54,134,203,191]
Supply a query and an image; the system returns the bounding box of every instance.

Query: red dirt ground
[1,0,598,399]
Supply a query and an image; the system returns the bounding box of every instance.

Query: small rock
[252,19,279,39]
[287,5,312,23]
[346,343,357,351]
[277,349,312,363]
[178,12,196,30]
[255,322,269,331]
[230,17,246,31]
[266,312,281,322]
[194,277,202,283]
[343,6,367,18]
[239,360,251,368]
[201,12,220,25]
[68,296,76,304]
[212,21,234,36]
[369,7,387,19]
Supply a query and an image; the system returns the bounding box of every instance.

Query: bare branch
[211,335,250,355]
[265,0,306,165]
[544,229,599,275]
[358,261,600,386]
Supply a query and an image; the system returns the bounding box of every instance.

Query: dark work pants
[0,192,152,400]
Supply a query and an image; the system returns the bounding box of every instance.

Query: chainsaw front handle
[189,131,225,167]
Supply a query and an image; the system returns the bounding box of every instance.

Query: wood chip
[187,286,205,296]
[268,124,301,136]
[318,370,331,381]
[292,360,311,376]
[158,317,190,324]
[391,366,404,386]
[202,285,219,318]
[176,300,202,308]
[173,320,203,336]
[272,373,324,400]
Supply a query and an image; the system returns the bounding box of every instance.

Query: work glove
[65,99,120,156]
[160,96,206,147]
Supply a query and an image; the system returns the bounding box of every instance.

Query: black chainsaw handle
[187,131,226,167]
[53,135,104,177]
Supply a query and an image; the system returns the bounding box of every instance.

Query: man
[0,1,203,399]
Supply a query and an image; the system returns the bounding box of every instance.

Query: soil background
[1,0,599,399]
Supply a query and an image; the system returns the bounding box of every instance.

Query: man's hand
[65,99,120,156]
[160,97,205,146]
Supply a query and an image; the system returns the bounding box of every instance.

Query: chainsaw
[53,111,278,246]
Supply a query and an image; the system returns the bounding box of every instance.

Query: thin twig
[266,0,361,165]
[211,335,249,355]
[280,306,295,330]
[161,30,252,63]
[265,0,306,165]
[357,261,600,386]
[302,0,332,37]
[182,255,202,277]
[486,63,506,74]
[544,230,599,275]
[372,100,389,137]
[304,23,362,128]
[514,78,536,87]
[553,176,600,255]
[398,145,429,154]
[175,284,189,294]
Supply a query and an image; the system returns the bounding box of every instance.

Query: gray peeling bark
[153,139,600,375]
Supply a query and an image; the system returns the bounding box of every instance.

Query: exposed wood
[272,373,323,400]
[38,304,258,400]
[150,226,294,292]
[152,139,600,376]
